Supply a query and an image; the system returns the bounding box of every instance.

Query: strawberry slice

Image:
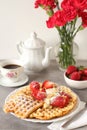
[31,90,38,98]
[41,88,46,92]
[33,91,46,100]
[60,92,71,98]
[51,96,66,108]
[30,81,40,92]
[60,92,71,103]
[51,94,70,108]
[36,91,46,100]
[42,80,54,89]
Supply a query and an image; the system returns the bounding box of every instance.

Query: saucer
[0,73,29,87]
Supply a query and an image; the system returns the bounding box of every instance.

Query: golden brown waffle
[3,84,77,120]
[57,85,77,103]
[29,86,77,120]
[4,85,31,103]
[3,99,15,113]
[14,94,43,118]
[18,85,31,95]
[4,93,43,119]
[29,102,75,120]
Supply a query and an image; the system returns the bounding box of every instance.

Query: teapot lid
[24,32,45,48]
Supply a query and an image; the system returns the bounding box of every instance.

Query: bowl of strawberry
[64,65,87,89]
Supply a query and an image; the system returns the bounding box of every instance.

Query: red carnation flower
[46,10,67,28]
[34,0,56,9]
[73,0,87,11]
[34,0,87,69]
[61,0,74,10]
[46,16,55,28]
[54,11,67,26]
[63,5,77,22]
[79,12,87,28]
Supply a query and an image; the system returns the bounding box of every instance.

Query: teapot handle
[17,41,24,55]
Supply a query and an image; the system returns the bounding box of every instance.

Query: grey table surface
[0,60,87,130]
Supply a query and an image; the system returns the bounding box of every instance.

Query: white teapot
[17,32,52,72]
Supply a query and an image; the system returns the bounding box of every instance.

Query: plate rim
[5,86,80,123]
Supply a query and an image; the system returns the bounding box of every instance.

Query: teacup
[0,59,24,83]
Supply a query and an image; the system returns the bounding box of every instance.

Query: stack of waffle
[3,84,77,120]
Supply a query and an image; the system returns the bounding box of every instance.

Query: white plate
[0,74,29,87]
[5,87,80,123]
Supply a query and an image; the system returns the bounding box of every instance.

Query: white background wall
[0,0,87,60]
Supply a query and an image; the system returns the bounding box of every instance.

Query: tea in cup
[0,60,24,83]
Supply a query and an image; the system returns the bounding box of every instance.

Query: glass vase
[55,40,79,71]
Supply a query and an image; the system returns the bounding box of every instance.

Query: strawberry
[42,80,54,89]
[41,88,46,92]
[51,96,69,108]
[83,68,87,76]
[79,70,84,76]
[66,65,77,75]
[81,76,87,80]
[60,92,71,100]
[30,81,40,92]
[31,90,38,98]
[70,71,81,80]
[34,91,46,100]
[60,92,71,104]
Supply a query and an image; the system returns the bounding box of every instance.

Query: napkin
[48,101,87,130]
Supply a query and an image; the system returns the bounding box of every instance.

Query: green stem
[72,18,77,33]
[56,25,76,69]
[73,24,82,37]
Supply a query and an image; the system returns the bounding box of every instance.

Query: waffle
[4,93,43,119]
[29,86,77,120]
[3,84,78,120]
[3,99,15,113]
[18,85,31,95]
[57,85,77,103]
[14,94,43,118]
[29,102,75,120]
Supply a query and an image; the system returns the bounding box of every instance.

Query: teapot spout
[42,47,52,68]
